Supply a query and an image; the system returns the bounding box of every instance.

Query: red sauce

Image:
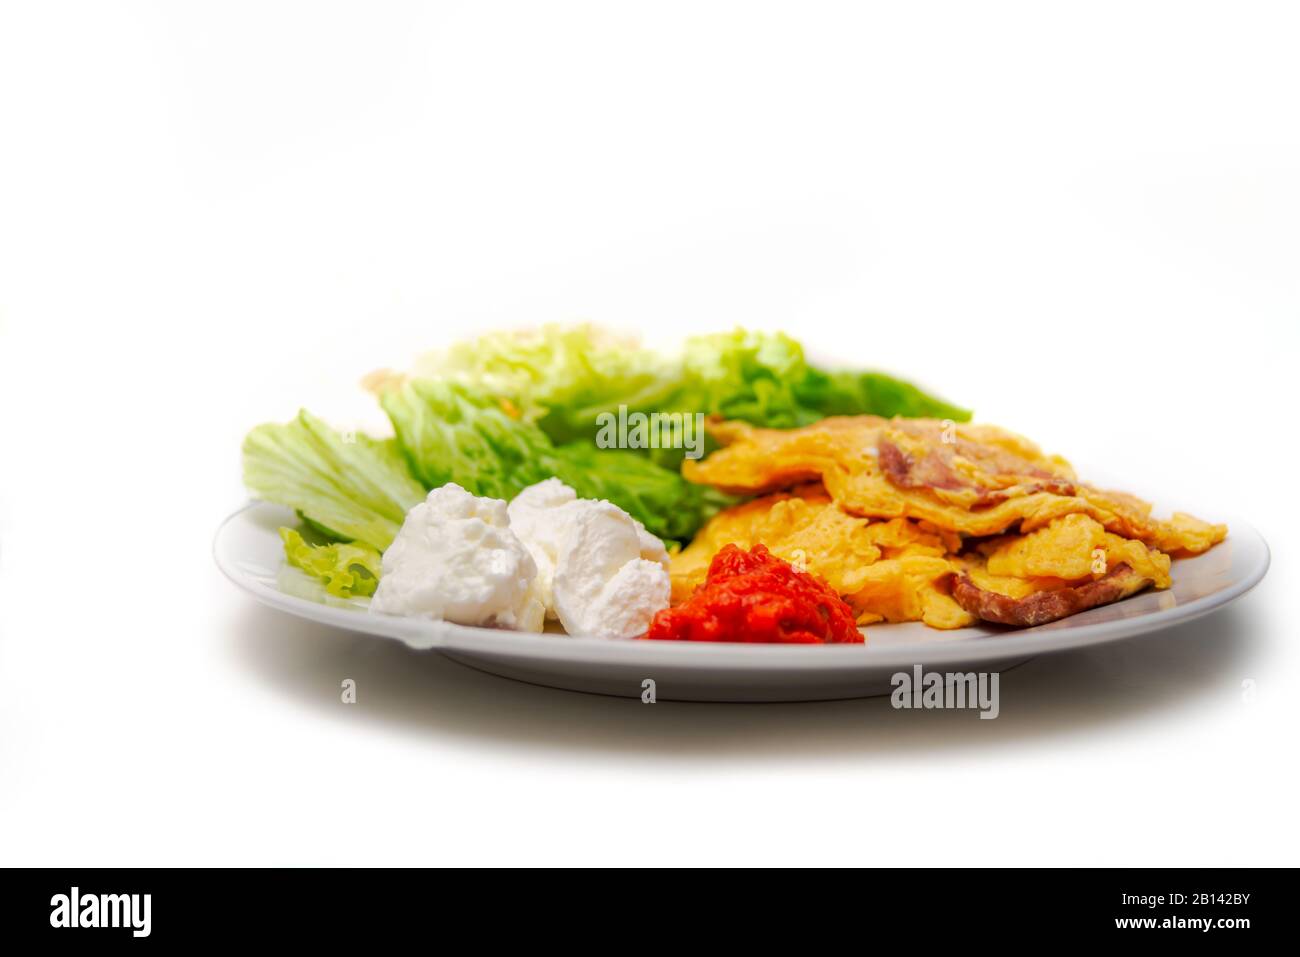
[644,543,863,644]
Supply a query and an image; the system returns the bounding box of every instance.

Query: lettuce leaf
[242,410,425,551]
[414,324,680,434]
[380,378,721,541]
[673,329,814,430]
[417,325,970,468]
[547,442,733,543]
[379,379,556,499]
[795,369,972,421]
[280,527,382,598]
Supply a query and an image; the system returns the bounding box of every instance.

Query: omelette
[674,416,1225,629]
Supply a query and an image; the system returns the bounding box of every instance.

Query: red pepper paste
[644,543,863,644]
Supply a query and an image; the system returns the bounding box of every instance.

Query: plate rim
[214,501,1270,671]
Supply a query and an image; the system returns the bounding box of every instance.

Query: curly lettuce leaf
[415,326,970,469]
[280,527,382,598]
[795,368,972,421]
[414,324,680,438]
[379,379,556,499]
[676,329,972,426]
[242,410,425,551]
[674,329,812,430]
[379,379,720,540]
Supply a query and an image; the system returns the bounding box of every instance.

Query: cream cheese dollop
[508,478,670,639]
[370,483,544,631]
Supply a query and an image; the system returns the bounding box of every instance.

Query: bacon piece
[878,439,969,492]
[879,436,1076,508]
[969,479,1080,508]
[946,563,1151,627]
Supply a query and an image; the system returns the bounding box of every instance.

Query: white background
[1,1,1296,866]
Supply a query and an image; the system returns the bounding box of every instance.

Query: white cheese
[508,479,670,639]
[504,477,575,612]
[370,483,544,631]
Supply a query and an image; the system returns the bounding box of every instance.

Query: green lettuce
[548,442,733,543]
[673,329,815,430]
[379,378,720,541]
[379,378,556,499]
[417,325,970,468]
[415,324,679,433]
[242,409,425,551]
[243,326,970,596]
[280,527,382,598]
[795,369,972,421]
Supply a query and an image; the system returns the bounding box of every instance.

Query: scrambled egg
[673,416,1226,630]
[684,417,1225,551]
[671,483,968,628]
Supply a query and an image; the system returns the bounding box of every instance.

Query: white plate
[215,502,1269,701]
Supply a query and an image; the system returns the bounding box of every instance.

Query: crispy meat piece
[947,562,1152,627]
[877,435,1077,507]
